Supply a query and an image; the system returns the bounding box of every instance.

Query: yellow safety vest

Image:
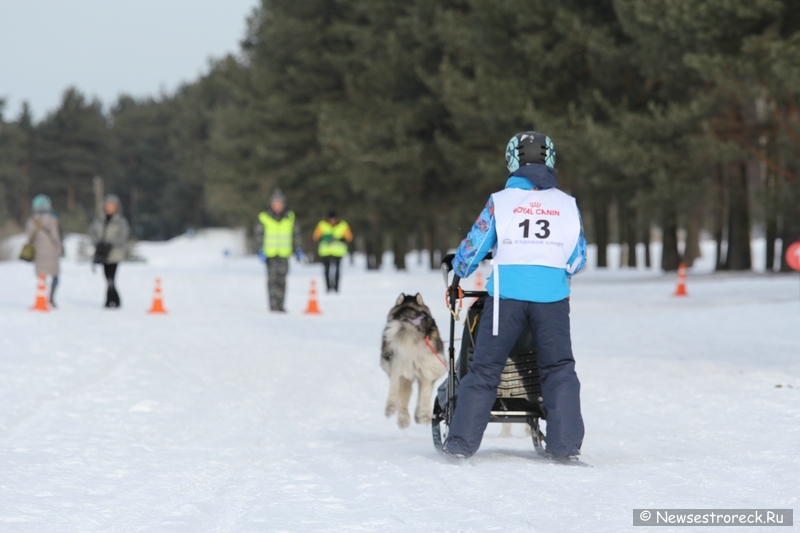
[259,211,295,258]
[316,220,350,257]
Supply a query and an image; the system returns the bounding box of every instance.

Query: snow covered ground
[1,229,798,532]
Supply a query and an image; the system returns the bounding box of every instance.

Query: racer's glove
[440,253,460,305]
[294,247,306,262]
[447,274,462,308]
[441,253,455,271]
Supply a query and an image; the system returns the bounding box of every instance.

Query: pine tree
[434,0,646,266]
[34,88,112,233]
[211,0,347,252]
[612,0,800,271]
[0,103,37,230]
[320,0,452,269]
[109,95,178,239]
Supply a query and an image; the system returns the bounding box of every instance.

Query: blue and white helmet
[505,131,556,172]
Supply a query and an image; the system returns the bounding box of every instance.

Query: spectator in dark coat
[89,194,130,308]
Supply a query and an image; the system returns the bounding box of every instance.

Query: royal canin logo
[513,205,561,216]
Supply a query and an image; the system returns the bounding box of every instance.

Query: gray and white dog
[381,293,447,428]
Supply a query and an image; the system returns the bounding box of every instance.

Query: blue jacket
[452,164,587,303]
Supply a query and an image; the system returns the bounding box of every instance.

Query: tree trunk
[392,231,407,271]
[194,195,203,229]
[626,204,637,268]
[643,224,651,268]
[414,231,423,266]
[617,199,628,267]
[683,210,702,268]
[67,180,76,212]
[714,226,725,270]
[366,240,377,270]
[725,164,752,271]
[661,206,680,271]
[765,213,777,272]
[366,218,382,270]
[779,195,800,272]
[713,165,728,271]
[424,227,434,270]
[764,171,778,272]
[130,184,140,234]
[20,160,32,223]
[593,199,609,268]
[437,212,450,268]
[19,191,30,224]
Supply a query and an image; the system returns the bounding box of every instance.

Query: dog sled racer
[442,131,587,461]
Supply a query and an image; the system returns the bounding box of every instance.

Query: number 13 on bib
[492,188,582,270]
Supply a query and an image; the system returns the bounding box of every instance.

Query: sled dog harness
[403,316,448,369]
[490,188,581,336]
[424,336,448,369]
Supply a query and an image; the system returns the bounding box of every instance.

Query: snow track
[1,230,798,531]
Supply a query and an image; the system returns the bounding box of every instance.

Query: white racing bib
[492,188,581,268]
[489,187,581,335]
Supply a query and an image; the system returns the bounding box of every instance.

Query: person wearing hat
[255,189,303,312]
[89,194,130,308]
[441,131,587,462]
[312,210,353,293]
[24,194,63,307]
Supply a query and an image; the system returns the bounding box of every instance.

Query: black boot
[49,276,58,308]
[106,285,121,308]
[110,286,121,308]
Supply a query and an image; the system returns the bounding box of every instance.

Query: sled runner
[433,260,548,457]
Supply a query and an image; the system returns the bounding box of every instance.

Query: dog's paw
[385,403,397,418]
[414,409,431,425]
[397,411,411,429]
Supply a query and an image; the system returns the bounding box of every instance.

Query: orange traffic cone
[31,274,50,312]
[674,263,688,297]
[148,278,168,314]
[303,279,322,315]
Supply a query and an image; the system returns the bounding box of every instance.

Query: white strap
[492,261,500,336]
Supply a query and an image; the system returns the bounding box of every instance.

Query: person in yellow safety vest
[255,189,303,312]
[312,210,353,293]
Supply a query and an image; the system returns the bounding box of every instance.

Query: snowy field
[1,229,798,532]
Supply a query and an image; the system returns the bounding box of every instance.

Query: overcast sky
[0,0,258,121]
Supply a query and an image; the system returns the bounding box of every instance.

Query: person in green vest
[255,189,303,312]
[312,210,353,293]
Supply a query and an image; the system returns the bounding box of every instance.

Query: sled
[433,260,547,456]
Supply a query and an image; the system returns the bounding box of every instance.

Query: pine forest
[1,0,799,271]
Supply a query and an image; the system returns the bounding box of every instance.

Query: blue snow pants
[446,297,584,457]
